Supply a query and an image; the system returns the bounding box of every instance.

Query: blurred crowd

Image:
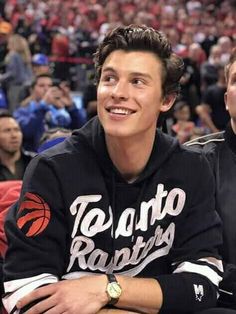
[0,0,235,160]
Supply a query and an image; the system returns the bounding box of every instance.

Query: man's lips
[106,107,135,115]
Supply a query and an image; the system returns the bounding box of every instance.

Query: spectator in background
[180,43,203,120]
[0,34,33,113]
[186,47,236,311]
[51,30,70,81]
[83,73,97,120]
[217,36,233,65]
[0,109,34,181]
[171,100,195,144]
[200,45,222,92]
[0,19,12,64]
[18,52,51,102]
[14,74,86,151]
[31,53,50,76]
[0,20,12,111]
[196,64,230,133]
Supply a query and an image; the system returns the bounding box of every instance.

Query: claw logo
[17,192,51,237]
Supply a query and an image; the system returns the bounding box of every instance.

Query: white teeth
[109,108,132,115]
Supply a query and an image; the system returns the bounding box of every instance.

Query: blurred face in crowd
[0,117,23,155]
[174,105,191,122]
[225,60,236,132]
[33,76,53,101]
[97,50,175,140]
[209,45,222,65]
[33,65,50,76]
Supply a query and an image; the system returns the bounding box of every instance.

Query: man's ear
[160,94,177,113]
[224,92,229,111]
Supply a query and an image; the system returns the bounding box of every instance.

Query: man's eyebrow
[102,67,152,79]
[102,67,116,73]
[129,72,152,79]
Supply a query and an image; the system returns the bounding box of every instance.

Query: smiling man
[3,25,225,314]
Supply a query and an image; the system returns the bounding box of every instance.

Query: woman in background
[0,34,33,113]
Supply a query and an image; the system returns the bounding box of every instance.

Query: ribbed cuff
[156,273,217,312]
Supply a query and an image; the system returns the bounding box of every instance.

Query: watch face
[107,282,122,299]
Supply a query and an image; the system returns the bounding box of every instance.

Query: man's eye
[132,78,144,85]
[230,78,236,85]
[102,75,116,83]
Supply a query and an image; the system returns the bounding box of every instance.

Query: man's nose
[10,130,19,138]
[111,80,129,101]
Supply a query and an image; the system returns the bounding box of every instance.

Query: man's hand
[43,86,64,108]
[16,275,108,314]
[98,310,144,314]
[59,81,74,108]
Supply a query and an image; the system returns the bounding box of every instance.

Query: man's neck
[0,150,21,174]
[231,119,236,135]
[105,131,156,182]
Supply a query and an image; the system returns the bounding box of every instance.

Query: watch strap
[107,273,117,284]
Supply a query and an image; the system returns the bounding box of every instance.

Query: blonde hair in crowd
[5,34,32,65]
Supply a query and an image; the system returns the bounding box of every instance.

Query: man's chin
[5,149,19,155]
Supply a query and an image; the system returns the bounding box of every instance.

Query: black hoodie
[3,117,223,314]
[186,123,236,309]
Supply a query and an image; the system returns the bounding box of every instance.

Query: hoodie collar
[73,116,179,183]
[224,122,236,155]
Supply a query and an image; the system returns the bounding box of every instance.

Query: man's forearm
[113,276,162,313]
[98,308,155,314]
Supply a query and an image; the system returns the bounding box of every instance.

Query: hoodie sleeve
[67,103,87,129]
[157,152,223,313]
[2,155,67,314]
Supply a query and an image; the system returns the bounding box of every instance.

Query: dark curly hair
[94,24,184,97]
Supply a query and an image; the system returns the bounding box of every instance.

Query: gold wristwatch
[106,274,122,305]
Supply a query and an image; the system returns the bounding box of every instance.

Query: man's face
[0,117,23,154]
[175,105,191,122]
[33,65,50,76]
[97,50,175,140]
[33,77,53,100]
[225,61,236,129]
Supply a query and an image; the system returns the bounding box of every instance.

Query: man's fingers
[43,304,66,314]
[24,295,57,314]
[17,285,54,309]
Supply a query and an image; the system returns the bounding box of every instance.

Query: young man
[0,110,34,181]
[3,25,223,314]
[186,48,236,310]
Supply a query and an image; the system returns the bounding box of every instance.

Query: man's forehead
[102,50,161,72]
[36,77,52,85]
[0,117,19,129]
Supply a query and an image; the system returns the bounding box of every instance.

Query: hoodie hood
[71,116,179,183]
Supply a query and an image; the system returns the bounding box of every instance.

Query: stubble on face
[0,118,23,156]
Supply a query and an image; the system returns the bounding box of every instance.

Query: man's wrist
[100,275,111,306]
